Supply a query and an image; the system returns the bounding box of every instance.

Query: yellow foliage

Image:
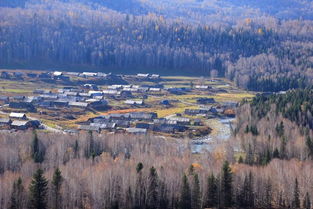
[191,163,202,170]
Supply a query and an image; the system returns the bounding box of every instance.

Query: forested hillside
[0,130,313,209]
[235,89,313,165]
[1,0,313,91]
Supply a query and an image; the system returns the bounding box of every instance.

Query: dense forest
[0,0,313,91]
[0,130,313,209]
[235,89,313,166]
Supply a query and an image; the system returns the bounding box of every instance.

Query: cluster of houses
[79,112,201,134]
[0,87,109,111]
[0,113,41,130]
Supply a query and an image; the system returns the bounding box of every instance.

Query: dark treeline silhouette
[0,0,313,91]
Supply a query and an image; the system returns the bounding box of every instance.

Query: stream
[191,118,235,153]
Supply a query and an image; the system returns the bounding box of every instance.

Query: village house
[9,101,36,111]
[83,84,98,90]
[52,100,69,107]
[150,74,160,79]
[13,72,24,79]
[11,120,31,130]
[38,72,51,79]
[129,112,157,121]
[149,88,161,92]
[27,73,37,78]
[0,118,12,126]
[9,112,27,120]
[0,96,9,103]
[167,116,191,125]
[53,71,63,77]
[125,128,147,134]
[195,85,211,90]
[88,91,103,97]
[136,73,150,79]
[124,100,144,105]
[81,72,97,77]
[68,102,89,108]
[0,71,10,79]
[79,125,100,132]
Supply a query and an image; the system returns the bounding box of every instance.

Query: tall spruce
[292,178,300,209]
[220,161,233,208]
[28,169,48,209]
[303,192,311,209]
[134,162,144,209]
[51,168,63,209]
[237,172,254,208]
[31,131,44,163]
[191,173,201,209]
[179,174,191,209]
[205,173,218,208]
[146,167,158,209]
[9,177,24,209]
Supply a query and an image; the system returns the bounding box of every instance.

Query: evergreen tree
[179,174,191,209]
[303,192,311,209]
[31,131,44,163]
[245,144,254,165]
[51,168,63,209]
[10,177,24,209]
[205,173,218,208]
[134,163,144,209]
[238,156,243,164]
[73,140,79,158]
[191,173,201,209]
[146,167,158,209]
[306,136,313,159]
[273,148,280,159]
[237,172,254,208]
[220,161,233,208]
[292,178,300,209]
[159,180,169,209]
[28,169,48,209]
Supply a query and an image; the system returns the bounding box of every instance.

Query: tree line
[0,0,313,91]
[1,130,313,208]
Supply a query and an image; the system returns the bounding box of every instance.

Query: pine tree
[179,174,191,209]
[10,177,24,209]
[31,131,44,163]
[146,167,158,209]
[220,161,233,208]
[73,140,79,158]
[273,148,280,159]
[205,173,218,208]
[306,136,313,159]
[237,172,254,208]
[238,156,243,164]
[245,144,254,165]
[134,163,144,209]
[51,168,63,209]
[28,169,48,209]
[191,173,201,209]
[292,178,300,209]
[303,192,311,209]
